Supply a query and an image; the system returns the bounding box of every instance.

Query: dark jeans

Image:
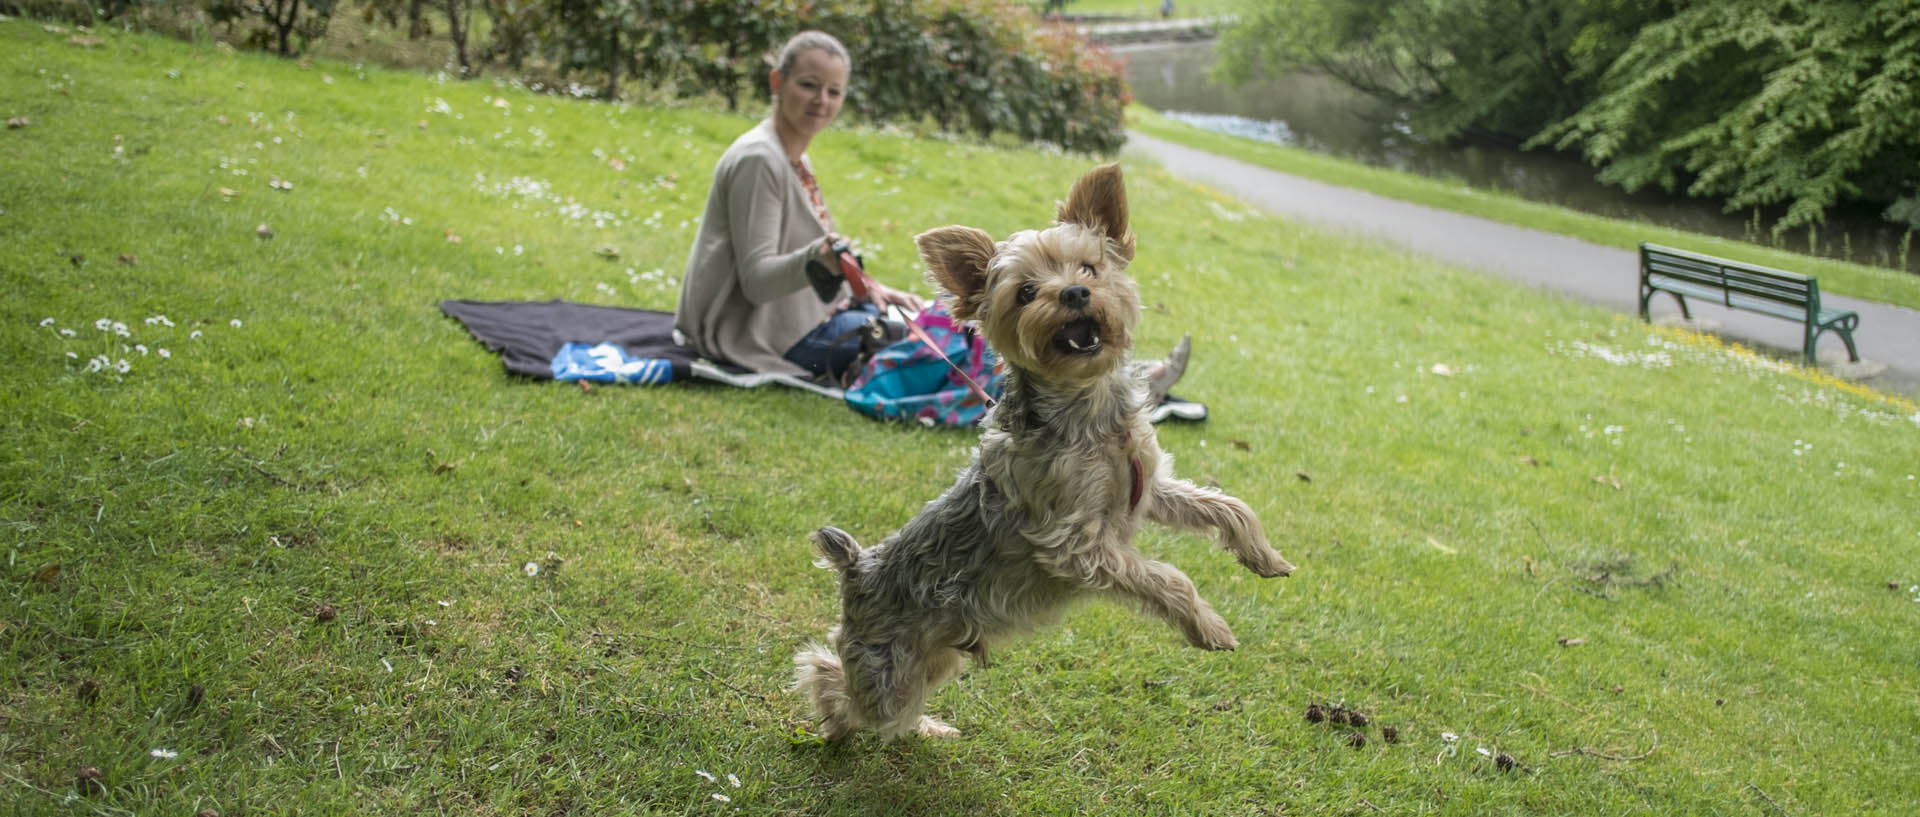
[783,303,883,381]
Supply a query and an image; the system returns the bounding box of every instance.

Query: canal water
[1115,39,1917,273]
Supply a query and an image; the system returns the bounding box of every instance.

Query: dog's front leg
[1145,476,1294,578]
[1043,533,1238,651]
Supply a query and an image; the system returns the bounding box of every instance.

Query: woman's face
[772,48,848,144]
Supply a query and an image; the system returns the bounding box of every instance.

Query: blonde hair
[774,30,851,77]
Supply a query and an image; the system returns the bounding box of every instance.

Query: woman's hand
[818,232,845,267]
[865,279,925,315]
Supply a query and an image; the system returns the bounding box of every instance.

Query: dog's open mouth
[1053,317,1102,356]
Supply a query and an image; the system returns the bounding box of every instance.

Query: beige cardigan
[674,119,844,375]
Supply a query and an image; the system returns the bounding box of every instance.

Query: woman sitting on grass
[674,30,922,382]
[675,30,1198,417]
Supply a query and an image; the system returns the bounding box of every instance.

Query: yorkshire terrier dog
[793,164,1295,741]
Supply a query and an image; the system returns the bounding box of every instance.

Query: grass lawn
[1129,107,1920,314]
[5,19,1920,816]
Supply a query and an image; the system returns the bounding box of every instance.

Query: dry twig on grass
[1549,731,1659,761]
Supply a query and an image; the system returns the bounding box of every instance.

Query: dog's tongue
[1056,318,1101,354]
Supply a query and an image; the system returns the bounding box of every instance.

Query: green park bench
[1637,242,1860,365]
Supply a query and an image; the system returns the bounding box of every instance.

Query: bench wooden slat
[1637,242,1861,364]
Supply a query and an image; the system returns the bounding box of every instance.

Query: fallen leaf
[6,117,29,130]
[1592,474,1622,490]
[594,244,620,259]
[30,564,61,583]
[255,224,274,239]
[217,186,237,197]
[116,254,136,266]
[444,228,461,243]
[1229,439,1250,451]
[1517,455,1539,466]
[68,35,105,48]
[1295,471,1312,482]
[608,157,626,171]
[417,120,428,129]
[492,97,510,109]
[1557,637,1585,647]
[215,115,231,126]
[1430,363,1454,376]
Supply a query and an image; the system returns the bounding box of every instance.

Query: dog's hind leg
[843,640,938,741]
[913,646,967,739]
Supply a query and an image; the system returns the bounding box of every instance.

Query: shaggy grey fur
[794,164,1295,741]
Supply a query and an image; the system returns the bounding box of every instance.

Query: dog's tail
[793,638,859,740]
[810,526,863,573]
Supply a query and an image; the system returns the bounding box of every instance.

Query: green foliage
[1534,0,1920,236]
[1213,0,1662,142]
[1217,0,1920,237]
[819,0,1129,153]
[201,0,338,56]
[530,0,1129,153]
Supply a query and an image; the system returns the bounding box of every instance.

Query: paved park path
[1125,130,1920,399]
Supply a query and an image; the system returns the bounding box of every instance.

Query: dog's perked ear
[916,226,997,322]
[1056,163,1135,262]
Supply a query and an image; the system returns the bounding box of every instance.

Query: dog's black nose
[1059,285,1091,310]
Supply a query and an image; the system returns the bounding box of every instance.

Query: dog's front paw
[1185,612,1238,651]
[1237,546,1295,579]
[916,716,962,739]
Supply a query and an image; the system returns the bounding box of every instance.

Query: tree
[1213,0,1666,144]
[205,0,336,56]
[1534,0,1920,234]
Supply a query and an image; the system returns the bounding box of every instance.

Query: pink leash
[839,249,997,409]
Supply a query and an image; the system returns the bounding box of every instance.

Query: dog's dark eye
[1081,262,1097,277]
[1017,283,1037,305]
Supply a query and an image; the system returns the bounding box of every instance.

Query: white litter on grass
[381,658,393,673]
[694,769,716,783]
[149,748,177,759]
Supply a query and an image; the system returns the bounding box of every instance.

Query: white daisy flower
[523,562,540,577]
[230,319,243,328]
[40,317,54,327]
[190,330,203,340]
[158,348,170,359]
[60,328,76,337]
[95,318,112,331]
[115,359,130,373]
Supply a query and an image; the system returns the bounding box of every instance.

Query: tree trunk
[274,0,301,56]
[605,29,621,101]
[446,0,471,75]
[408,0,429,40]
